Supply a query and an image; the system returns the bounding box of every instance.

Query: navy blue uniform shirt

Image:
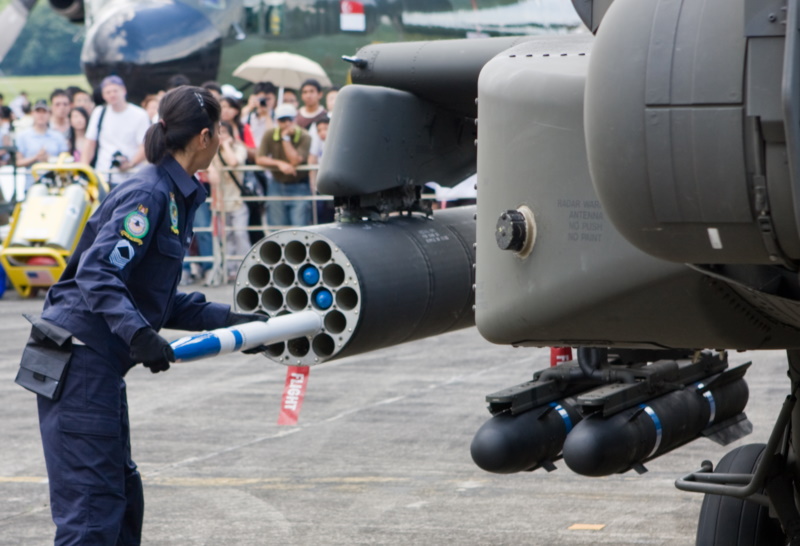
[42,155,230,368]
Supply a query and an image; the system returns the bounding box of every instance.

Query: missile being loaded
[231,205,476,366]
[170,311,322,362]
[471,350,752,476]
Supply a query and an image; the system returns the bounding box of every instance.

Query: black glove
[225,311,269,327]
[224,311,269,354]
[129,327,175,373]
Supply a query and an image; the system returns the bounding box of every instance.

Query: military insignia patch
[121,207,149,245]
[169,192,179,234]
[109,239,135,269]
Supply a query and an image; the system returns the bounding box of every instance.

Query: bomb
[471,399,582,473]
[562,377,749,477]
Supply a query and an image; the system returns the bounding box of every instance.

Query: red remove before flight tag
[277,366,310,425]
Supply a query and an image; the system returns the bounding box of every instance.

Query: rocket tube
[170,311,322,363]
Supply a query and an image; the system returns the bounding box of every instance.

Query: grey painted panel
[645,0,683,106]
[646,108,682,221]
[691,108,751,222]
[671,0,745,105]
[746,37,786,128]
[349,36,542,118]
[318,84,476,196]
[669,108,704,221]
[745,0,787,37]
[648,106,751,224]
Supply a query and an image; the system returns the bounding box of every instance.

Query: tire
[696,443,786,545]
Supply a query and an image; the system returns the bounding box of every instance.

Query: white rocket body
[170,311,322,362]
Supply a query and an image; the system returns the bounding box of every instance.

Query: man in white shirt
[83,76,151,186]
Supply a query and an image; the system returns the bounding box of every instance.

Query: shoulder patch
[121,207,149,244]
[109,239,135,269]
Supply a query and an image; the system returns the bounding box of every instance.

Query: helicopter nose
[81,1,222,102]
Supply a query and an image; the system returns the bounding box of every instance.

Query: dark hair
[220,96,245,140]
[201,80,222,95]
[145,86,220,164]
[67,106,90,154]
[0,106,11,120]
[316,116,330,126]
[283,89,298,99]
[66,85,84,98]
[50,88,69,102]
[254,81,277,95]
[167,74,191,90]
[300,79,321,92]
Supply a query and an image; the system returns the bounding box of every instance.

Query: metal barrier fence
[182,164,332,286]
[0,161,445,287]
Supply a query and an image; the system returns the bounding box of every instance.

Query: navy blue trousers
[38,345,143,545]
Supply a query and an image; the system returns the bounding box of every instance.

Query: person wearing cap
[14,99,68,188]
[256,102,313,227]
[82,75,151,186]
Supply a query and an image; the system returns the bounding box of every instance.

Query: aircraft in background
[0,0,582,102]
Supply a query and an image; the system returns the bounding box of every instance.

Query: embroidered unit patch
[124,209,149,239]
[169,192,179,234]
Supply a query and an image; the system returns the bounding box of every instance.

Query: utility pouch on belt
[15,314,73,401]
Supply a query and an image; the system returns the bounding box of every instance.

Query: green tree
[0,3,84,75]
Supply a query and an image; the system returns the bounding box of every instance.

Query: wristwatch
[282,135,291,142]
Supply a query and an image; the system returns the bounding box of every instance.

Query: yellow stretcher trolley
[0,159,108,297]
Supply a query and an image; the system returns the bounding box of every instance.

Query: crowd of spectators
[0,74,338,285]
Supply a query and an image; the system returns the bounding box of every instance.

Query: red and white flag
[277,366,310,425]
[340,1,366,32]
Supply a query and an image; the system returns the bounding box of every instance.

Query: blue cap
[101,75,125,89]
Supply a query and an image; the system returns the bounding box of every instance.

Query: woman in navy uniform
[33,86,263,544]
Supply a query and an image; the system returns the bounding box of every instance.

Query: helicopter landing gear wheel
[695,444,786,546]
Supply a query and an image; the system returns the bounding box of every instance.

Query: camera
[110,151,126,168]
[259,98,268,107]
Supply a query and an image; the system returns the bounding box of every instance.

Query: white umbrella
[233,51,332,89]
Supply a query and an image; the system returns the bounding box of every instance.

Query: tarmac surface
[0,283,792,545]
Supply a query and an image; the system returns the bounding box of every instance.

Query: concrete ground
[0,283,791,545]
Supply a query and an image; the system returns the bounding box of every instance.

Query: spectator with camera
[244,81,276,148]
[82,75,151,187]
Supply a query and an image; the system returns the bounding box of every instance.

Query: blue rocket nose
[314,289,333,310]
[301,265,321,286]
[81,1,222,102]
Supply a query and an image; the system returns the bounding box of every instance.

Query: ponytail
[144,121,168,164]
